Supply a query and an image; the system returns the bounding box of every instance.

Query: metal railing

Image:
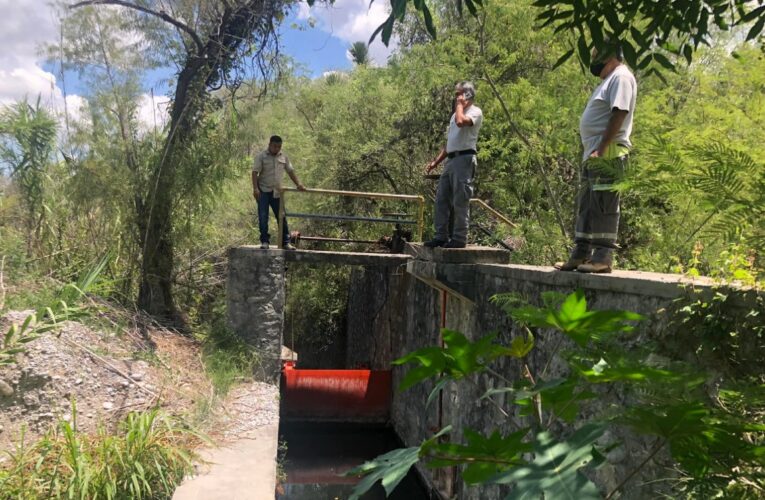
[277,187,425,249]
[470,198,518,229]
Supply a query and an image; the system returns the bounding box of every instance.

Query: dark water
[277,422,431,500]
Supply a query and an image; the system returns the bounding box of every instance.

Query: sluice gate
[280,361,392,422]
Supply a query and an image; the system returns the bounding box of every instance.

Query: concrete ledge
[407,258,746,302]
[406,243,511,264]
[478,264,718,299]
[233,246,411,267]
[173,423,279,500]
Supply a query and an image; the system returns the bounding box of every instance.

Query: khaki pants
[571,156,627,264]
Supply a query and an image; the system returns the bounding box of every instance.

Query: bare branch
[0,256,6,312]
[69,0,205,55]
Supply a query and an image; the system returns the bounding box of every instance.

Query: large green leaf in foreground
[491,423,606,500]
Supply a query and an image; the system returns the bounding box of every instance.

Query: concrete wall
[227,247,286,381]
[386,258,761,500]
[227,246,758,499]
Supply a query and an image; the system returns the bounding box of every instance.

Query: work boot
[424,239,447,248]
[554,243,592,271]
[554,257,588,271]
[577,261,612,273]
[444,240,466,249]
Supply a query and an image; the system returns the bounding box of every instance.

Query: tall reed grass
[0,405,201,499]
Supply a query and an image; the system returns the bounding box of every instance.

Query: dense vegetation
[1,0,763,322]
[1,0,764,497]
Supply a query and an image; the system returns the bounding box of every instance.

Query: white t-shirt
[446,105,483,153]
[579,65,637,161]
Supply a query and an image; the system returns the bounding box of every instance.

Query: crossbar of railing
[277,187,425,249]
[286,212,417,225]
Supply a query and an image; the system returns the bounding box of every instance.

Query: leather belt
[446,149,476,159]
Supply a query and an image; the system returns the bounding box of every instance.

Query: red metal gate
[280,361,392,422]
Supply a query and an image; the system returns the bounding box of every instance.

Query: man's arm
[426,147,448,173]
[287,170,306,191]
[454,95,474,128]
[591,109,628,158]
[252,170,260,200]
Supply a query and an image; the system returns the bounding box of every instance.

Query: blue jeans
[257,191,289,245]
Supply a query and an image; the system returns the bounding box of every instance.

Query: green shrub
[0,407,200,499]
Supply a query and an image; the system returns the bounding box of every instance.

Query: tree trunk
[136,58,205,326]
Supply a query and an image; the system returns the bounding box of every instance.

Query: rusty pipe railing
[470,198,518,229]
[277,187,425,249]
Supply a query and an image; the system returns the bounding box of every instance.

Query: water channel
[277,422,431,499]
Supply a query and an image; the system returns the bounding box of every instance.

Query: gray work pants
[571,156,627,264]
[434,154,476,243]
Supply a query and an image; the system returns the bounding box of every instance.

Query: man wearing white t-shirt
[556,41,637,273]
[424,81,484,249]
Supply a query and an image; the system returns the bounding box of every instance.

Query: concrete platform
[479,264,719,299]
[405,243,511,264]
[172,423,279,500]
[234,246,411,267]
[406,256,759,306]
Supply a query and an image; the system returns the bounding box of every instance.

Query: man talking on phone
[424,81,484,249]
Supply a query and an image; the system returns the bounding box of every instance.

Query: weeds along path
[0,308,209,454]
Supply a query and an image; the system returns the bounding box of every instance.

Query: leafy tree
[349,41,371,65]
[0,98,57,254]
[372,0,765,72]
[48,1,158,296]
[70,0,292,325]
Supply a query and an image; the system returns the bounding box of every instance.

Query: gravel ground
[214,381,280,441]
[0,310,208,456]
[1,307,282,473]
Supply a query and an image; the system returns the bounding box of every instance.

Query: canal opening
[276,422,430,499]
[278,260,430,498]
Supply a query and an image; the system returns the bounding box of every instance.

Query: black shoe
[443,240,466,249]
[424,239,447,248]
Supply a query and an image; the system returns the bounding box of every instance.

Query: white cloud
[296,2,312,21]
[63,94,87,125]
[0,1,168,137]
[300,0,398,65]
[0,0,61,107]
[0,65,59,107]
[135,93,170,133]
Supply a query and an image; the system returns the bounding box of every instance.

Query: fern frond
[702,208,750,241]
[688,162,746,207]
[693,142,758,175]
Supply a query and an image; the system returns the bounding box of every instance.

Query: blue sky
[0,0,395,128]
[281,15,356,77]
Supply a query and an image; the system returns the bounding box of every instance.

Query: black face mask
[589,61,606,77]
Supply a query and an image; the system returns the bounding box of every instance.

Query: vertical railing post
[416,196,425,242]
[278,189,285,249]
